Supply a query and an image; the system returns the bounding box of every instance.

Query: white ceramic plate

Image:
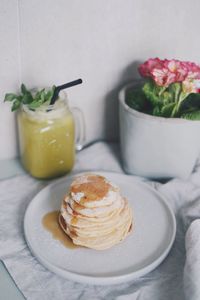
[24,171,176,285]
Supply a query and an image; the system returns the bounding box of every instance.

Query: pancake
[70,174,120,208]
[59,173,133,250]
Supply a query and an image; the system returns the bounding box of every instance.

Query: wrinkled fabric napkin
[184,220,200,300]
[0,142,200,300]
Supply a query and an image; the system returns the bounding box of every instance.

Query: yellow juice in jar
[17,101,75,179]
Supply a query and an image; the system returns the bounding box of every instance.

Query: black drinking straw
[49,78,83,106]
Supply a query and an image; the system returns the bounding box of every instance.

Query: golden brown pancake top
[70,175,111,202]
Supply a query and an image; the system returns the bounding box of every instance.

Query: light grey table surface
[0,159,26,300]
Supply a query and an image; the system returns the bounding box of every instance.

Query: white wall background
[1,0,200,159]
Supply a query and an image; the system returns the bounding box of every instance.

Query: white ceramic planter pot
[119,83,200,179]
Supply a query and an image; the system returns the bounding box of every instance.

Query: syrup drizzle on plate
[42,210,78,249]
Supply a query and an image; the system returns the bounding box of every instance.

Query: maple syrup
[42,210,78,249]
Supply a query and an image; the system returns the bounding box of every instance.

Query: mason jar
[17,91,85,179]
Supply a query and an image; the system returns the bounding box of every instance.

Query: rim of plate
[24,171,176,285]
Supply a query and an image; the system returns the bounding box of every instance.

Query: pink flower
[187,71,200,80]
[182,61,200,80]
[193,79,200,93]
[182,79,198,94]
[164,60,188,82]
[138,58,200,88]
[183,61,200,73]
[151,68,176,87]
[138,58,163,77]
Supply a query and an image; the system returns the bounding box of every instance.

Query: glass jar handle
[72,107,86,151]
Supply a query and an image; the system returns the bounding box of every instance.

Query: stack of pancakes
[59,174,133,250]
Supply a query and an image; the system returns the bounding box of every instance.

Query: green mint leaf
[17,95,23,102]
[45,89,53,102]
[34,90,42,100]
[28,100,42,109]
[34,89,45,102]
[4,93,17,102]
[40,89,46,102]
[21,83,27,95]
[6,83,57,112]
[45,86,56,102]
[11,100,21,111]
[22,92,33,104]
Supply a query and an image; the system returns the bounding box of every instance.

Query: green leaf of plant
[34,89,45,102]
[34,90,42,100]
[162,91,173,105]
[143,81,184,118]
[4,93,17,102]
[28,100,42,110]
[21,83,27,95]
[179,93,200,113]
[152,106,162,116]
[17,95,23,102]
[45,89,53,102]
[40,89,46,102]
[161,102,176,117]
[125,85,152,114]
[142,80,161,108]
[22,92,33,104]
[6,84,58,112]
[11,100,21,111]
[168,82,181,102]
[45,86,56,102]
[181,110,200,120]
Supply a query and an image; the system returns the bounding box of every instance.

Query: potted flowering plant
[119,58,200,179]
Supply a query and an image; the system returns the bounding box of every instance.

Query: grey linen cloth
[0,141,200,300]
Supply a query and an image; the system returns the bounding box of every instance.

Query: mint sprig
[4,84,55,111]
